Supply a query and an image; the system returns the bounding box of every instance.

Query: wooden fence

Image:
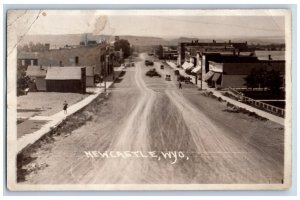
[228,87,285,117]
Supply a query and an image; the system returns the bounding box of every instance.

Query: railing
[228,87,285,117]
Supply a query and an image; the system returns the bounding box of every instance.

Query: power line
[7,10,28,27]
[8,10,43,56]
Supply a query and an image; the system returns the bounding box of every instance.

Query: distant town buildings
[172,40,285,90]
[162,46,178,60]
[177,40,250,66]
[17,35,126,94]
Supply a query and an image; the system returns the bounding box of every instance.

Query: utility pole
[200,72,202,90]
[104,73,106,92]
[200,54,203,90]
[105,54,109,92]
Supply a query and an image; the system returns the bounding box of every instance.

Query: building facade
[203,55,285,89]
[36,43,110,76]
[45,67,86,93]
[178,40,250,66]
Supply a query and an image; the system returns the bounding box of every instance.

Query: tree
[17,44,29,52]
[114,39,131,59]
[17,70,31,96]
[256,68,267,91]
[266,70,283,96]
[244,68,258,90]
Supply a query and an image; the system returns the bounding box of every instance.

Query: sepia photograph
[6,9,292,190]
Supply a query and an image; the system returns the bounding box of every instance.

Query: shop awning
[204,71,215,81]
[192,66,202,74]
[212,72,221,82]
[182,62,194,70]
[187,64,194,70]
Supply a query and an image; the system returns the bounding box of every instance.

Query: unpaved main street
[20,53,284,184]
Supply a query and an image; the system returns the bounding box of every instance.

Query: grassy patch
[201,91,268,121]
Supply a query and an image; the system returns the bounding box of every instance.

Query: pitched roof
[26,66,47,77]
[45,67,83,80]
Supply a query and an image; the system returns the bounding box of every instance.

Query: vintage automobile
[160,65,164,69]
[165,74,171,81]
[145,60,154,66]
[145,68,161,77]
[177,75,185,82]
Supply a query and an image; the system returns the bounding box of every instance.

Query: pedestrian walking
[179,81,182,89]
[63,101,68,114]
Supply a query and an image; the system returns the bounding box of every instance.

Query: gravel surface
[18,54,284,185]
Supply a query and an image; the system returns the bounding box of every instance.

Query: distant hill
[19,33,285,49]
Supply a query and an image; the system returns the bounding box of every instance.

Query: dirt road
[20,53,284,184]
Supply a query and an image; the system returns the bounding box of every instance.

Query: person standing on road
[63,101,68,114]
[179,81,182,89]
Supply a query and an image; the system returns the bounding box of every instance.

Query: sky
[7,10,287,39]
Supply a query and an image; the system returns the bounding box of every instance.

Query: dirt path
[20,53,284,185]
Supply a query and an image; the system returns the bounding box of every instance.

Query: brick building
[36,43,111,76]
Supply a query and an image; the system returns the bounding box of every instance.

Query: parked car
[165,74,171,81]
[131,63,135,67]
[145,60,154,66]
[146,68,161,77]
[174,70,180,75]
[184,77,192,84]
[160,65,164,69]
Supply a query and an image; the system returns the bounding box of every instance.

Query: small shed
[26,65,47,91]
[45,67,86,93]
